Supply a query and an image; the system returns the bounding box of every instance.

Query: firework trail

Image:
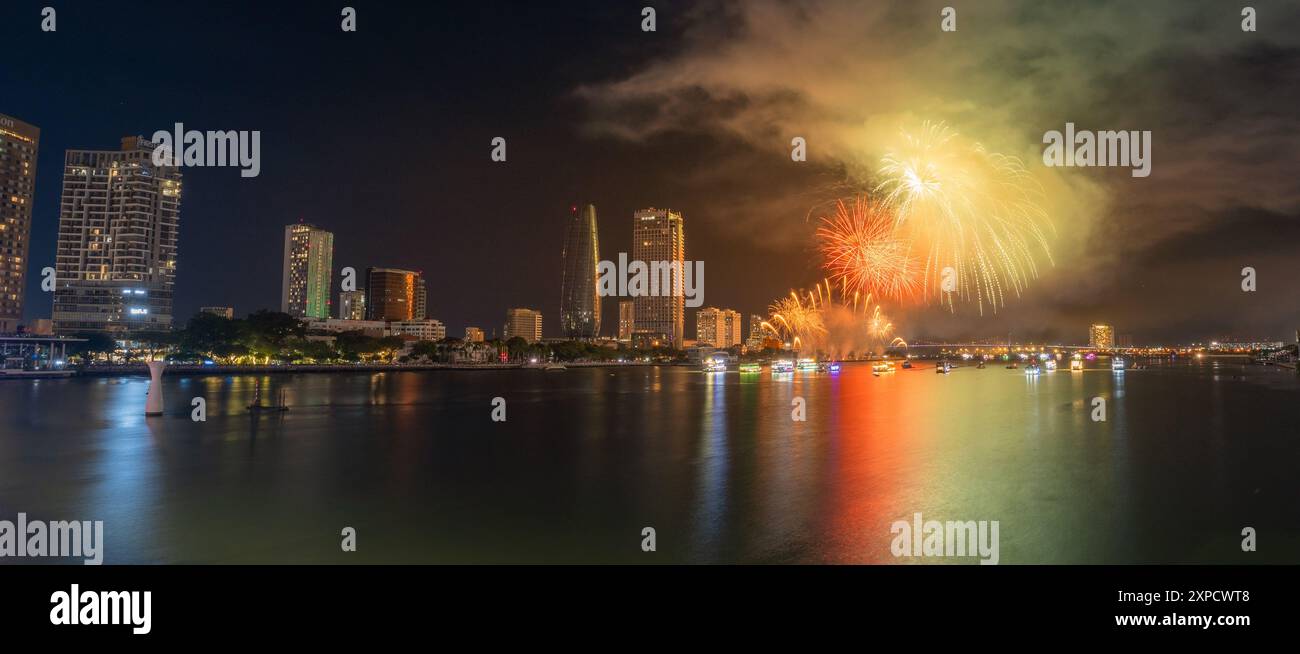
[875,121,1054,314]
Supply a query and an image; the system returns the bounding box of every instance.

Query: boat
[1045,359,1057,371]
[796,358,818,372]
[976,359,986,369]
[701,356,727,373]
[544,363,567,371]
[936,361,951,374]
[901,360,913,369]
[818,361,842,373]
[1070,355,1083,371]
[738,362,762,374]
[771,359,794,374]
[872,361,895,374]
[1111,357,1126,372]
[1005,361,1018,369]
[1024,362,1041,376]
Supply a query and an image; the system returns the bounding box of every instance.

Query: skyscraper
[0,113,38,333]
[338,289,366,320]
[746,314,766,350]
[365,268,424,322]
[52,136,182,334]
[631,207,684,347]
[504,307,543,343]
[281,223,333,319]
[560,203,601,339]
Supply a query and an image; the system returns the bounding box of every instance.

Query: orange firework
[816,196,920,302]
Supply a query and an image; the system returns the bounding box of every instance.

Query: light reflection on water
[0,361,1297,564]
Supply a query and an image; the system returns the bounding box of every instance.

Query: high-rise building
[504,307,543,343]
[631,207,684,347]
[465,326,484,343]
[560,203,600,339]
[696,307,741,347]
[618,300,634,341]
[1089,324,1115,350]
[338,289,366,320]
[365,268,424,322]
[0,113,39,333]
[52,136,182,334]
[281,223,333,319]
[746,314,766,350]
[199,306,233,319]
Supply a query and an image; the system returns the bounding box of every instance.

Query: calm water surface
[1,360,1297,563]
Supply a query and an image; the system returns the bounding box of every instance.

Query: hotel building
[696,307,742,348]
[0,113,39,333]
[631,207,684,347]
[1089,324,1115,350]
[281,223,333,319]
[365,267,425,322]
[504,307,543,343]
[465,326,485,343]
[52,136,182,334]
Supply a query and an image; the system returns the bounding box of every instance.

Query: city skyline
[3,2,1299,344]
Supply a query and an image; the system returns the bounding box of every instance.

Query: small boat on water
[976,360,986,369]
[901,360,913,369]
[796,358,818,372]
[1045,359,1057,371]
[1024,362,1041,376]
[818,361,842,373]
[739,362,762,374]
[872,361,896,375]
[1112,357,1126,372]
[771,359,794,374]
[936,361,951,374]
[1070,355,1083,371]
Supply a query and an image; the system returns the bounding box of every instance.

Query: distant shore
[74,361,661,377]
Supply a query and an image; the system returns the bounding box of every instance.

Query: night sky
[5,0,1299,344]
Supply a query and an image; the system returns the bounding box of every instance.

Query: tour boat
[1045,359,1057,371]
[738,362,761,374]
[936,361,951,374]
[797,358,819,372]
[1070,356,1083,371]
[1111,357,1126,372]
[771,360,795,374]
[1024,362,1041,375]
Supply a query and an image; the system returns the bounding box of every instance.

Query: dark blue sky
[6,1,1299,344]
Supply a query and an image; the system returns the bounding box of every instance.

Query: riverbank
[74,361,660,377]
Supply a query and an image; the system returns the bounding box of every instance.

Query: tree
[505,336,529,361]
[245,310,305,347]
[70,332,117,363]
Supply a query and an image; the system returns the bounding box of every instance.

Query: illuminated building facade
[746,314,766,350]
[199,306,233,319]
[52,136,182,334]
[465,326,485,343]
[504,307,543,343]
[281,223,333,319]
[0,113,38,333]
[338,289,365,320]
[695,307,741,347]
[631,207,684,347]
[618,300,634,341]
[365,267,425,322]
[1089,324,1115,350]
[560,203,600,339]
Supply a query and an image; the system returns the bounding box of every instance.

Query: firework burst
[875,121,1054,314]
[816,196,920,302]
[763,281,906,357]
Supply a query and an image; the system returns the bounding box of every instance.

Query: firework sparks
[817,196,920,302]
[764,281,905,357]
[875,121,1054,314]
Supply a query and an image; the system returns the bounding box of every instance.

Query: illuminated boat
[738,362,761,374]
[1111,357,1126,372]
[1024,362,1041,375]
[701,355,728,373]
[872,362,895,374]
[771,359,795,374]
[901,360,913,369]
[1045,359,1057,371]
[935,361,951,374]
[1070,355,1083,371]
[797,358,818,372]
